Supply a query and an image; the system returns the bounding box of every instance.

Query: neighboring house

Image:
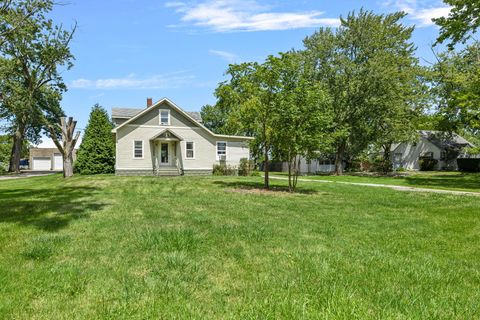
[111,98,252,176]
[392,130,475,170]
[29,147,77,171]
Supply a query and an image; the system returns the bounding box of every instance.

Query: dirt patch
[227,187,319,196]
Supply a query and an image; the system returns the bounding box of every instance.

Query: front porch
[150,130,183,176]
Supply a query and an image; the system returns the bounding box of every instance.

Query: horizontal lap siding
[116,125,250,171]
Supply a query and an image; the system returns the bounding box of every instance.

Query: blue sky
[50,0,451,132]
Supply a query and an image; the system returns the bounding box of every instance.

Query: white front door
[53,153,63,170]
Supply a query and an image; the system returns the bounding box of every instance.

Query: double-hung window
[160,110,170,125]
[186,142,194,159]
[133,140,144,159]
[216,141,226,160]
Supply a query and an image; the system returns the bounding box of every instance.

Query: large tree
[75,104,115,175]
[431,42,480,135]
[303,10,421,175]
[0,0,75,172]
[434,0,480,49]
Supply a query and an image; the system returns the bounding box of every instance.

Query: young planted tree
[213,62,281,189]
[271,52,332,191]
[303,10,420,175]
[0,0,75,173]
[75,104,115,174]
[48,117,80,178]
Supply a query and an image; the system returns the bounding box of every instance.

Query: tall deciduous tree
[431,42,480,134]
[75,104,115,174]
[303,10,420,175]
[434,0,480,49]
[0,0,75,172]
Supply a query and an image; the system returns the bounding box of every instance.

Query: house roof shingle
[419,130,475,150]
[112,107,203,123]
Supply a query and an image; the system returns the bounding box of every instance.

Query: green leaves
[434,0,480,49]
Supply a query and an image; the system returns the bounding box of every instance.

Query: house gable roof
[111,97,253,141]
[419,130,475,150]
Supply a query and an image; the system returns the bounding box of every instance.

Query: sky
[45,0,452,140]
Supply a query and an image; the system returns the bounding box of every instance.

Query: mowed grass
[272,171,480,193]
[0,174,479,319]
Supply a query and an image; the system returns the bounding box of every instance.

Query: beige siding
[130,102,199,128]
[116,125,249,170]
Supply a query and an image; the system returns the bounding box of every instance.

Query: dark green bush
[419,158,438,171]
[213,163,237,176]
[457,158,480,172]
[371,156,392,173]
[238,158,255,176]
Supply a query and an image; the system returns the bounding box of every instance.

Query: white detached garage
[29,147,77,171]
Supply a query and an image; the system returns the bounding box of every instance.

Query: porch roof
[150,129,184,141]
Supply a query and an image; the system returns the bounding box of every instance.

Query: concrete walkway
[268,175,480,196]
[0,172,56,180]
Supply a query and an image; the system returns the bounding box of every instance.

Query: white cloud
[209,49,238,62]
[382,0,451,27]
[70,72,196,90]
[166,0,340,32]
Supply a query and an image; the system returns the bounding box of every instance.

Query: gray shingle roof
[419,130,475,149]
[111,107,202,123]
[111,108,142,118]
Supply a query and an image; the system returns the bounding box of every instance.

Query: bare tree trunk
[264,144,270,189]
[8,125,25,173]
[63,152,74,178]
[49,117,80,178]
[334,141,345,176]
[383,143,392,174]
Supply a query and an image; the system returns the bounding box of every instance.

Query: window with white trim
[133,140,143,159]
[160,110,170,125]
[186,142,194,159]
[216,141,226,160]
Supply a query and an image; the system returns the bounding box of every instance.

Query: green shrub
[213,163,237,176]
[371,156,392,173]
[457,158,480,172]
[396,166,406,172]
[419,158,438,171]
[238,158,255,176]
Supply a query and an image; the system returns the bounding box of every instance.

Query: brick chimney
[146,97,153,107]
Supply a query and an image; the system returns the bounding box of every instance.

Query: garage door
[53,153,63,170]
[32,157,51,170]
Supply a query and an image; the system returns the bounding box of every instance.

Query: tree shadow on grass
[213,180,319,195]
[0,186,106,232]
[402,174,480,191]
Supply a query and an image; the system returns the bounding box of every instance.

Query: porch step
[156,167,181,176]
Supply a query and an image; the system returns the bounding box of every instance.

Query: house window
[160,110,170,125]
[440,151,447,160]
[133,140,143,159]
[186,142,194,159]
[421,152,433,159]
[216,141,227,160]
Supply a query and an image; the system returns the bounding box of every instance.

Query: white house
[111,98,253,176]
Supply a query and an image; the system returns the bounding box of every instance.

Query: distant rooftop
[419,130,475,149]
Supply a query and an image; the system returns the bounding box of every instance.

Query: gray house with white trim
[112,98,252,176]
[391,130,475,170]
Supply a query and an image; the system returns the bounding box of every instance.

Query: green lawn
[0,174,479,319]
[272,171,480,193]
